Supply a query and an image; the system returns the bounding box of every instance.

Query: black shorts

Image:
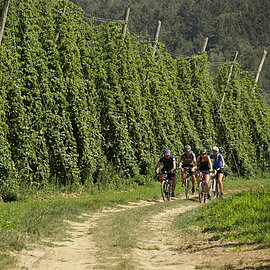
[214,168,224,174]
[182,166,195,176]
[161,171,176,178]
[199,170,210,175]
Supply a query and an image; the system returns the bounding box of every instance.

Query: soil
[14,195,270,270]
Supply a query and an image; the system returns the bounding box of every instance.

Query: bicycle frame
[183,167,192,199]
[161,171,172,201]
[197,171,208,203]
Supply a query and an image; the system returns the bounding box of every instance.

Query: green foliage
[215,63,270,174]
[70,0,270,99]
[0,0,269,195]
[194,188,270,245]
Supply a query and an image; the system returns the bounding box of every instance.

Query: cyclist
[155,149,176,197]
[210,146,225,196]
[196,149,213,199]
[178,145,196,194]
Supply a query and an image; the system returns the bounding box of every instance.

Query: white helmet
[212,146,219,152]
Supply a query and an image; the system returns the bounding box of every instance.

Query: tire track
[133,203,199,270]
[15,201,156,270]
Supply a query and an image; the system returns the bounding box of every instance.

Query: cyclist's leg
[190,168,196,193]
[190,168,196,185]
[159,173,164,183]
[196,171,200,188]
[181,169,186,186]
[217,171,224,194]
[171,177,176,193]
[198,172,204,202]
[211,169,217,179]
[204,173,210,195]
[209,170,215,191]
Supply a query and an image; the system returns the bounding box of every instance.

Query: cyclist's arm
[172,160,176,172]
[192,154,197,169]
[178,161,183,170]
[207,156,213,172]
[155,162,162,174]
[196,156,200,166]
[221,156,225,169]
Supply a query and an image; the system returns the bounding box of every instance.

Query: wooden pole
[0,0,10,45]
[54,32,60,43]
[219,51,239,109]
[226,51,239,84]
[201,37,208,52]
[255,50,267,84]
[152,20,161,57]
[122,7,130,37]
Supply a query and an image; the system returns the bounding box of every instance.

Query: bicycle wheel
[185,177,190,199]
[161,181,167,201]
[198,182,204,203]
[166,182,172,201]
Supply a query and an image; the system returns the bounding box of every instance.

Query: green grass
[0,182,161,269]
[0,175,269,269]
[93,199,190,269]
[223,176,269,189]
[174,179,270,246]
[0,183,161,247]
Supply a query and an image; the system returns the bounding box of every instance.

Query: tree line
[70,0,270,101]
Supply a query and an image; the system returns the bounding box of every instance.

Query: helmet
[164,149,171,156]
[200,149,207,154]
[212,146,219,152]
[184,145,191,152]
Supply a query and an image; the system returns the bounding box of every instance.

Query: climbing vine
[0,0,269,197]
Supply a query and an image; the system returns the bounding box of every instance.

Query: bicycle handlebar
[159,170,175,174]
[182,167,191,171]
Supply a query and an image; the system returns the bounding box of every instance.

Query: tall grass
[174,186,270,245]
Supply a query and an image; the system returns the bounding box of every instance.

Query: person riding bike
[155,149,177,197]
[178,145,196,194]
[196,149,213,199]
[210,146,226,196]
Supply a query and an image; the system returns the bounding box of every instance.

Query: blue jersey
[210,153,223,169]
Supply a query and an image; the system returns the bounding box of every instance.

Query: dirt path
[15,201,155,270]
[15,213,99,270]
[134,203,199,270]
[14,196,270,270]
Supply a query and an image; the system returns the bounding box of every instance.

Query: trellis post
[122,7,130,37]
[152,20,161,57]
[255,50,267,84]
[201,37,208,52]
[219,51,239,109]
[0,0,10,45]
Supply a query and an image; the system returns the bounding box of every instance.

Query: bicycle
[197,170,208,203]
[160,171,172,201]
[183,167,192,199]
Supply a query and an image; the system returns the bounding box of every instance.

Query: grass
[0,175,269,269]
[223,176,269,189]
[174,177,270,246]
[202,188,270,243]
[93,199,189,269]
[0,253,16,270]
[0,182,161,269]
[0,183,162,245]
